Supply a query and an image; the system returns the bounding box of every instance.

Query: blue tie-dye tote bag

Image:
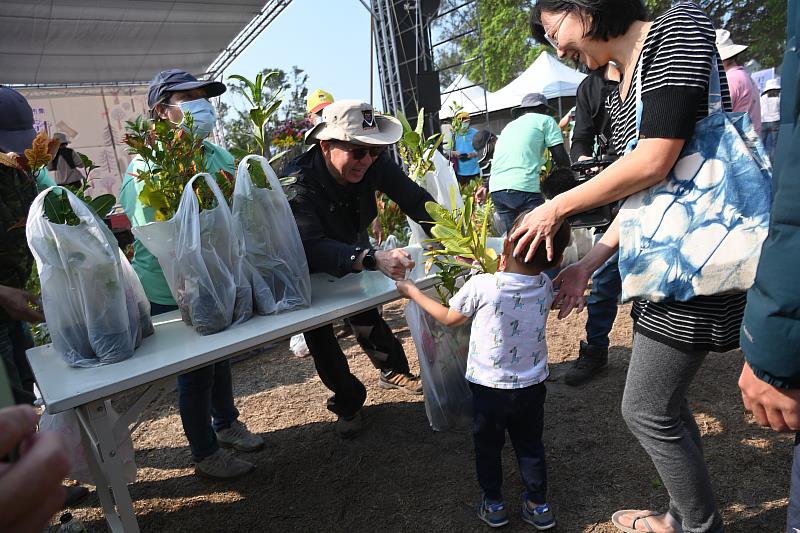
[617,57,772,303]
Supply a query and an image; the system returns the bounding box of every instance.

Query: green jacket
[740,1,800,388]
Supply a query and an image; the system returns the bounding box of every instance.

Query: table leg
[76,399,140,533]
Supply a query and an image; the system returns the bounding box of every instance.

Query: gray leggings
[622,333,723,533]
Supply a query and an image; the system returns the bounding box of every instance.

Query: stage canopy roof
[1,0,292,86]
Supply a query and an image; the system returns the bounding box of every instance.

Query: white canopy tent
[1,0,292,85]
[3,0,293,196]
[439,74,490,119]
[488,52,587,112]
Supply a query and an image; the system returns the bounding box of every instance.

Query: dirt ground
[56,301,792,532]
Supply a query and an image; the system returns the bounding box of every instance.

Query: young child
[396,213,571,530]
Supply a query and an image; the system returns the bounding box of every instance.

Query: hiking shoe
[379,371,423,395]
[477,496,510,528]
[215,420,265,452]
[335,411,362,438]
[195,449,254,479]
[564,341,608,386]
[521,497,556,530]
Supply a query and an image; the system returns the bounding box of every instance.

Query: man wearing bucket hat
[760,78,781,161]
[488,92,570,235]
[119,69,264,480]
[716,29,762,133]
[288,99,436,437]
[47,132,85,188]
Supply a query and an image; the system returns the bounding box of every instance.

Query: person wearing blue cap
[119,70,264,480]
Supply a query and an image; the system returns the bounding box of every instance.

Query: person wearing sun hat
[118,69,265,480]
[716,29,761,133]
[288,99,437,437]
[760,78,781,161]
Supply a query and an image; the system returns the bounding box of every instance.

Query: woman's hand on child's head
[552,263,591,319]
[510,202,563,263]
[396,279,418,298]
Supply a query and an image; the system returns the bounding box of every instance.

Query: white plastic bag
[26,187,153,367]
[232,155,311,314]
[134,173,251,335]
[408,150,465,245]
[289,333,310,357]
[405,300,472,431]
[39,405,137,485]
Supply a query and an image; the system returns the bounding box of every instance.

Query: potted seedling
[124,115,250,335]
[405,192,499,431]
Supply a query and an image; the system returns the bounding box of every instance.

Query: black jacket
[570,69,619,161]
[287,146,436,278]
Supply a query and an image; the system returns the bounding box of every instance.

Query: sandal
[611,510,683,533]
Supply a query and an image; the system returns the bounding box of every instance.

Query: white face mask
[167,98,217,138]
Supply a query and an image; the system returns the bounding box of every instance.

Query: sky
[221,0,383,114]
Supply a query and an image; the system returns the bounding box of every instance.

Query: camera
[540,155,619,229]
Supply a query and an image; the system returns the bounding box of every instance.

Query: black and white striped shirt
[608,2,743,353]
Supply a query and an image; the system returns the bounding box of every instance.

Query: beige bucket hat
[715,29,748,61]
[304,100,403,146]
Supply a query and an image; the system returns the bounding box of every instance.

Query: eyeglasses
[333,142,386,160]
[544,11,569,48]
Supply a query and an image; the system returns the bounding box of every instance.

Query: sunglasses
[332,142,386,160]
[544,11,569,48]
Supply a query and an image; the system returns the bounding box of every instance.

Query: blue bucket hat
[147,69,226,109]
[0,86,37,154]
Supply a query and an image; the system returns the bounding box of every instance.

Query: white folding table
[26,246,435,533]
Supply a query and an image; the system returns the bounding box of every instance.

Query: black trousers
[470,381,548,503]
[303,308,410,418]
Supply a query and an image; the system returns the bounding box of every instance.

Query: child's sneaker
[477,496,510,528]
[521,495,556,530]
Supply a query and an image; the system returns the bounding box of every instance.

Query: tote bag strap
[633,48,725,147]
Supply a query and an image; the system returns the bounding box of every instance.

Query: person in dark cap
[488,93,569,235]
[0,86,88,508]
[288,99,436,437]
[0,86,54,406]
[119,70,263,480]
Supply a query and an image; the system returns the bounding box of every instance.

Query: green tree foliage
[435,0,786,94]
[221,66,309,155]
[646,0,786,68]
[434,0,546,91]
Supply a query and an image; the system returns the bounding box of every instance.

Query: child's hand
[396,279,418,298]
[552,263,591,319]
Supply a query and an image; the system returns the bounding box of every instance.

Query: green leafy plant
[371,193,409,246]
[449,102,470,138]
[42,152,115,225]
[423,189,498,304]
[123,114,234,219]
[225,72,298,196]
[396,108,444,182]
[227,72,283,159]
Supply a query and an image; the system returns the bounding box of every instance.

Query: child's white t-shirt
[449,272,553,389]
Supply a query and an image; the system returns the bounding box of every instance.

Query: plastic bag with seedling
[404,191,499,431]
[232,155,310,314]
[134,174,251,335]
[26,187,153,366]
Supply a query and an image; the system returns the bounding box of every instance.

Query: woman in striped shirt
[520,1,736,532]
